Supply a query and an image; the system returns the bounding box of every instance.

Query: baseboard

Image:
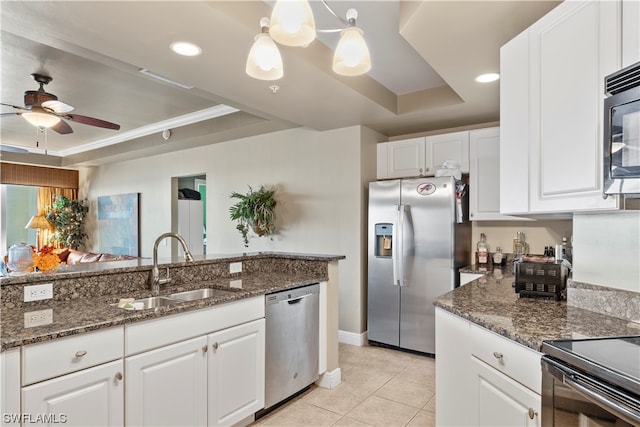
[316,367,341,389]
[338,330,368,346]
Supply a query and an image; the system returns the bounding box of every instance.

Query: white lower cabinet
[470,357,541,427]
[22,360,124,426]
[208,319,265,426]
[124,297,266,426]
[435,307,542,427]
[1,348,20,426]
[126,336,208,427]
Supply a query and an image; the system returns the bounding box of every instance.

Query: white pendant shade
[246,33,284,81]
[333,27,371,76]
[269,0,316,47]
[22,111,61,128]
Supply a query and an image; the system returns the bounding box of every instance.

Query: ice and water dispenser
[374,223,393,257]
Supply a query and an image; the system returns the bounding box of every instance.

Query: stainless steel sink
[114,296,182,310]
[169,288,238,302]
[132,296,181,309]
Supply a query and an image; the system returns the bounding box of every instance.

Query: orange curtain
[36,187,77,249]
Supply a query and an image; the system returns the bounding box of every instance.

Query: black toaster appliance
[515,256,569,300]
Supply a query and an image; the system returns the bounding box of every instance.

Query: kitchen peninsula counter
[436,266,640,352]
[0,252,344,351]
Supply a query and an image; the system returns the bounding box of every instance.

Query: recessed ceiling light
[475,73,500,83]
[170,41,202,57]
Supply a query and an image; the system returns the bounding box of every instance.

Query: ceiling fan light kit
[22,110,60,128]
[246,0,370,81]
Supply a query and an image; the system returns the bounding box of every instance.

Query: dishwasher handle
[282,293,314,305]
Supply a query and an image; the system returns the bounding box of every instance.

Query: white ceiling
[0,1,560,166]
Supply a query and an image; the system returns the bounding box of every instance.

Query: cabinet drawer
[125,296,264,355]
[23,327,124,385]
[470,324,541,394]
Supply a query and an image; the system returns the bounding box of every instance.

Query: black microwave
[603,61,640,198]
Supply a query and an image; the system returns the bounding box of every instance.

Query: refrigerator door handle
[394,204,408,286]
[399,204,411,286]
[392,205,402,286]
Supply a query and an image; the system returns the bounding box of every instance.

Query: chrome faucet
[149,232,195,294]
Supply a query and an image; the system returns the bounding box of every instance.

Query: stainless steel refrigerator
[367,176,471,354]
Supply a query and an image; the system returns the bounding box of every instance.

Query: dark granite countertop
[0,251,344,286]
[438,266,640,352]
[1,271,326,351]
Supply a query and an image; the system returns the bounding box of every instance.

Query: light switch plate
[229,262,242,274]
[229,279,243,289]
[24,283,53,302]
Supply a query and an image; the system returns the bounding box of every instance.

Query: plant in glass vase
[229,185,277,247]
[45,195,89,249]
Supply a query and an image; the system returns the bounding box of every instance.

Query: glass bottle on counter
[477,233,489,265]
[492,247,503,266]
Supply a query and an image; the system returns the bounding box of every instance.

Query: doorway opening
[171,174,206,256]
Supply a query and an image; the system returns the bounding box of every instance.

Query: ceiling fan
[0,73,120,134]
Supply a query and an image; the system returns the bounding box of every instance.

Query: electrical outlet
[24,309,53,328]
[24,283,53,302]
[229,279,243,289]
[229,262,242,274]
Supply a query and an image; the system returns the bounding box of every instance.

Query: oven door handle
[564,375,640,426]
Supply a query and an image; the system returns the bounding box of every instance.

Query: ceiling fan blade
[61,113,120,130]
[1,102,26,110]
[51,119,73,134]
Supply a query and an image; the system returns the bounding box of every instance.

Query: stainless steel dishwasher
[263,283,320,411]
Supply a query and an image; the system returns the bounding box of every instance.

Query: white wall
[80,126,383,334]
[572,211,640,292]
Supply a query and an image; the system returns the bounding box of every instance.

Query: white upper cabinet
[500,0,621,216]
[470,127,524,220]
[426,131,470,174]
[385,137,428,179]
[377,131,471,180]
[622,0,640,66]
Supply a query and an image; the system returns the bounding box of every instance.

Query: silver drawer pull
[212,342,219,350]
[115,372,123,381]
[528,408,537,419]
[75,350,87,358]
[493,351,503,360]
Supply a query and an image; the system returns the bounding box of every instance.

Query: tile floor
[253,343,436,427]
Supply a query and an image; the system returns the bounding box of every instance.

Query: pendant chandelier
[246,0,371,81]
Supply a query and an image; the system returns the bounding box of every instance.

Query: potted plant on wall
[229,185,277,247]
[45,194,89,249]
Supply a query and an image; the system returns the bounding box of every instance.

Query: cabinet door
[386,138,426,178]
[22,360,124,426]
[470,357,540,427]
[1,348,20,426]
[622,0,640,66]
[376,143,389,180]
[208,319,265,427]
[470,128,526,221]
[126,336,208,427]
[435,308,471,427]
[500,30,531,215]
[528,0,619,213]
[427,131,470,174]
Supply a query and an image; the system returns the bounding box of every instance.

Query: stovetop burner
[542,336,640,396]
